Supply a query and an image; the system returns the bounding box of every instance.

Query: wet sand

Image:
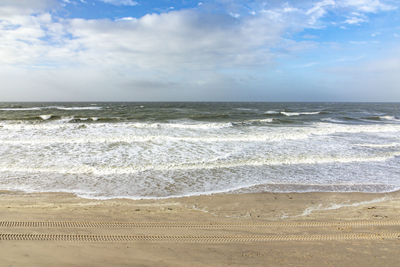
[0,190,399,266]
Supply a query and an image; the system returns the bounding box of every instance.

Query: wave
[380,115,398,121]
[281,111,321,116]
[272,118,297,124]
[363,116,382,121]
[321,118,346,123]
[39,116,98,123]
[355,143,400,148]
[0,135,261,145]
[264,110,280,114]
[0,107,42,111]
[3,182,397,200]
[49,106,102,110]
[129,121,233,129]
[1,122,400,144]
[365,115,398,120]
[232,118,274,126]
[39,114,52,120]
[0,184,264,201]
[0,106,102,111]
[1,152,398,175]
[235,108,258,112]
[246,118,274,124]
[350,115,399,122]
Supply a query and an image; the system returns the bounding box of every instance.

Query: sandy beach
[2,0,400,264]
[0,190,399,266]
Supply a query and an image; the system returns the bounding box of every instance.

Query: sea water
[0,102,399,199]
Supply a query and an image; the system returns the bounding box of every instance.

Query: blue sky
[0,0,399,101]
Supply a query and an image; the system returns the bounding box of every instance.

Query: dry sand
[0,190,399,266]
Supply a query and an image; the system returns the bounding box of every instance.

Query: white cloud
[305,0,335,25]
[99,0,138,6]
[66,10,285,70]
[0,0,399,100]
[0,0,56,16]
[339,0,396,12]
[0,7,288,100]
[344,15,367,24]
[324,48,400,100]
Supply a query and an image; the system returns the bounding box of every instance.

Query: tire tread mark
[0,233,399,242]
[1,220,400,229]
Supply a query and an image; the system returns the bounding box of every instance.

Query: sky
[0,0,399,101]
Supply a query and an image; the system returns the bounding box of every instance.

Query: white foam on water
[0,181,266,200]
[0,106,102,111]
[246,118,274,123]
[1,121,399,145]
[281,111,320,116]
[356,143,400,148]
[0,107,42,111]
[48,106,103,110]
[265,110,279,114]
[1,151,398,175]
[60,116,75,122]
[39,114,52,120]
[1,114,400,199]
[321,118,345,123]
[299,196,390,217]
[235,108,258,111]
[380,115,399,121]
[129,121,233,129]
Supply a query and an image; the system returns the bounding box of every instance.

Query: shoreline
[1,189,399,221]
[2,186,399,201]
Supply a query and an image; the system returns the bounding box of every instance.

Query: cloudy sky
[0,0,399,101]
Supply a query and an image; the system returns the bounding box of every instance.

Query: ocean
[0,102,399,199]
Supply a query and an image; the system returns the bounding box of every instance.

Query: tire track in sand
[1,220,400,229]
[0,232,399,242]
[1,220,399,243]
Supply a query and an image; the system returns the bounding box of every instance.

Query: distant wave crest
[0,106,102,111]
[281,111,321,116]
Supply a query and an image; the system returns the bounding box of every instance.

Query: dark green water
[1,102,399,124]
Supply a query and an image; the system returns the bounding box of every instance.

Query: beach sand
[0,190,399,266]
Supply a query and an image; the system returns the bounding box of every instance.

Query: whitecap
[380,115,399,121]
[45,106,102,110]
[129,121,232,130]
[281,111,320,116]
[235,108,258,111]
[355,143,400,148]
[1,151,398,175]
[39,114,52,120]
[0,107,42,111]
[245,118,274,124]
[60,116,75,123]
